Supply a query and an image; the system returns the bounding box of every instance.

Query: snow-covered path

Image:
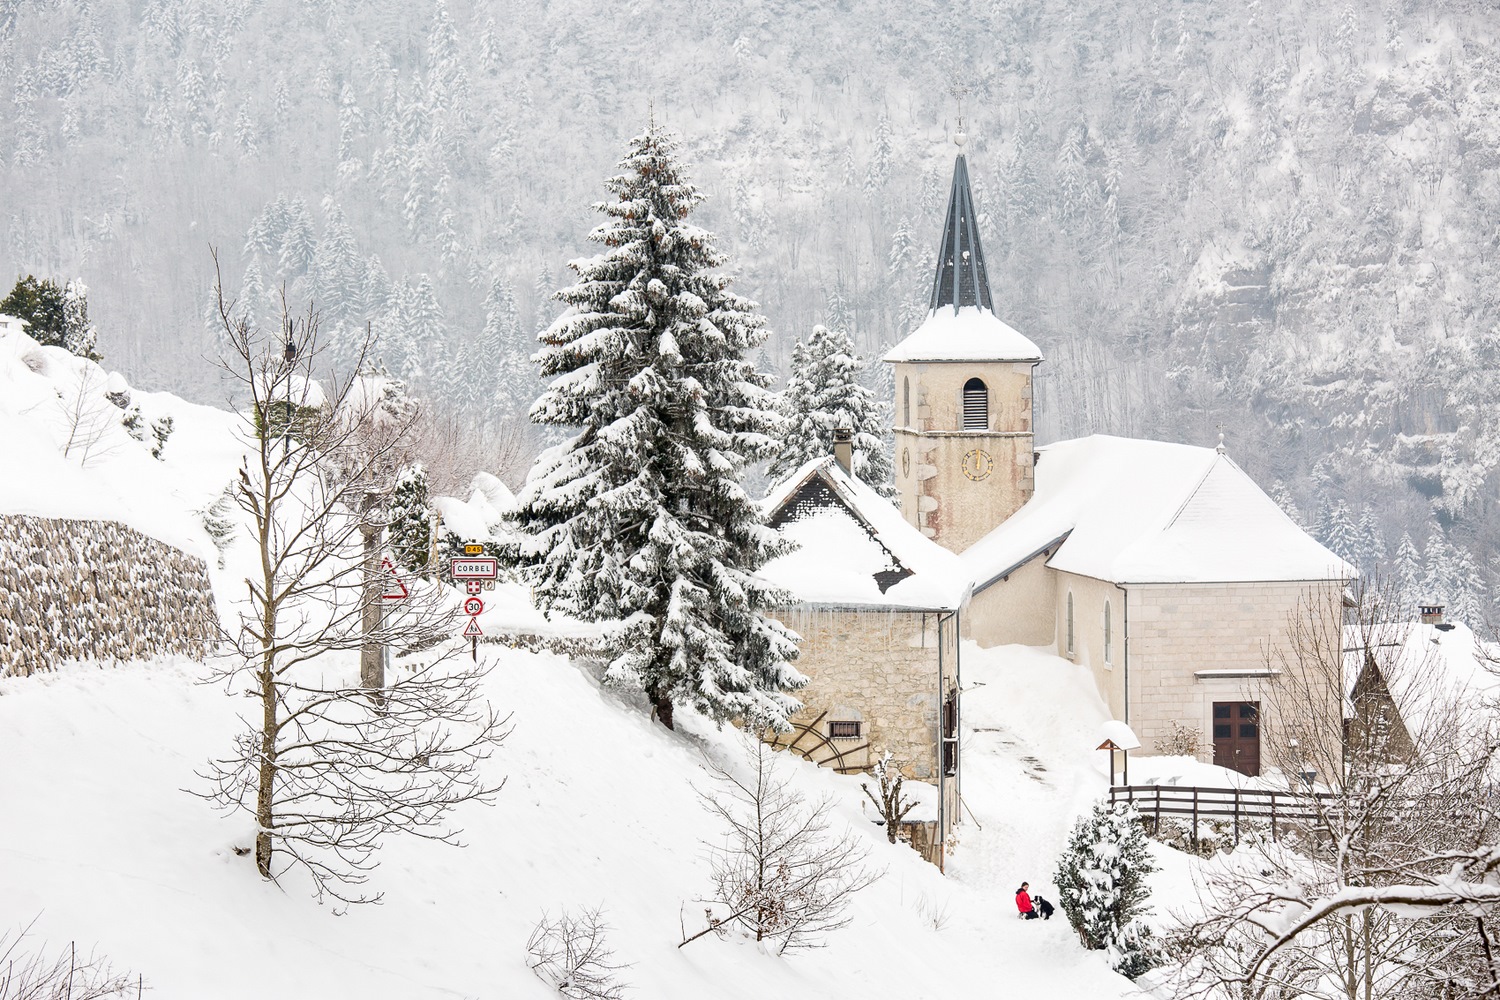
[944,642,1135,983]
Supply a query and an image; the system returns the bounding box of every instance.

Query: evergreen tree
[1054,800,1163,979]
[1,275,100,360]
[509,122,804,732]
[1421,523,1454,606]
[1269,479,1302,527]
[1355,504,1385,574]
[1320,499,1359,567]
[1394,531,1423,612]
[769,325,895,499]
[388,463,433,578]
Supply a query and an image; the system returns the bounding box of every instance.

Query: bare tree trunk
[359,515,383,697]
[650,689,674,731]
[255,660,276,880]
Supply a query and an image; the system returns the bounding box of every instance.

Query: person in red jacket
[1016,881,1038,920]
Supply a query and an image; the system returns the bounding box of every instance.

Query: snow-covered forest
[2,0,1498,609]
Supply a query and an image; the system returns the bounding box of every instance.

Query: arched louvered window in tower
[962,377,988,430]
[903,377,911,427]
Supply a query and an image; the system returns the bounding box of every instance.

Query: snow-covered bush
[1054,800,1162,979]
[525,908,630,1000]
[1154,721,1203,759]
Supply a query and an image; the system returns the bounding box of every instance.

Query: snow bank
[0,323,244,559]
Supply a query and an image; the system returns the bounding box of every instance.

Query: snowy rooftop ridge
[760,456,969,611]
[962,435,1355,589]
[881,305,1043,365]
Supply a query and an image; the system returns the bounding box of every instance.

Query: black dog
[1034,895,1055,920]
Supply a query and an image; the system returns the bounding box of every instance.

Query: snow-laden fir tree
[1394,531,1423,613]
[1054,800,1163,979]
[768,325,894,499]
[509,121,805,732]
[387,462,432,578]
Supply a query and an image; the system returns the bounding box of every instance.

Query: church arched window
[1104,601,1112,665]
[903,377,911,427]
[1066,592,1075,657]
[962,377,988,430]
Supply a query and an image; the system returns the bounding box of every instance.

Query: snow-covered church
[759,136,1352,864]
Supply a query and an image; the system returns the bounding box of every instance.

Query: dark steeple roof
[928,154,994,313]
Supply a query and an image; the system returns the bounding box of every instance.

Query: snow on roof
[963,435,1354,589]
[1098,719,1142,750]
[0,313,30,331]
[881,306,1043,364]
[760,456,968,611]
[1343,620,1500,734]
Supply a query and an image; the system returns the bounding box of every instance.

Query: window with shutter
[962,377,987,430]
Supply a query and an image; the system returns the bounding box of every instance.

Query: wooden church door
[1211,702,1261,776]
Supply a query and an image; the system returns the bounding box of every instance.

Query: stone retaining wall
[0,515,216,676]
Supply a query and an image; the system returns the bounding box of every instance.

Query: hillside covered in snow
[0,346,1150,995]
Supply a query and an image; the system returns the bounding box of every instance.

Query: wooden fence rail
[1109,784,1338,848]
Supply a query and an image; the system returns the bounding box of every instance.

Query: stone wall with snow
[0,515,216,676]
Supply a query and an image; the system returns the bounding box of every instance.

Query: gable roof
[760,456,968,611]
[963,435,1354,590]
[1343,620,1499,735]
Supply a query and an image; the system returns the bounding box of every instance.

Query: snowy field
[0,639,1149,999]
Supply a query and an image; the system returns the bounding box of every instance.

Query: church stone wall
[892,360,1035,555]
[1123,580,1344,770]
[1052,571,1129,722]
[965,558,1055,648]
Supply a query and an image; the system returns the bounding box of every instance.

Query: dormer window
[962,378,988,430]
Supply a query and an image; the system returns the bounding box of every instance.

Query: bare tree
[0,922,140,1000]
[681,737,882,955]
[526,908,631,1000]
[860,751,917,844]
[56,366,117,467]
[1165,580,1500,1000]
[196,259,510,905]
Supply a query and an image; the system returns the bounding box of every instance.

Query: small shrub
[0,924,141,1000]
[1154,721,1203,759]
[525,908,629,1000]
[860,751,917,844]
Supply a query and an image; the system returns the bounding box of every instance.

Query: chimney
[832,427,853,474]
[1419,604,1445,626]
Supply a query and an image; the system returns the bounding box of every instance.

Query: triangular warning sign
[462,616,483,638]
[380,556,409,600]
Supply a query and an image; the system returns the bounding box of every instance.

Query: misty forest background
[2,0,1498,618]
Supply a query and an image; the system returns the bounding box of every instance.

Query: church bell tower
[884,129,1044,555]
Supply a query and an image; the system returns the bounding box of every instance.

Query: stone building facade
[759,458,966,866]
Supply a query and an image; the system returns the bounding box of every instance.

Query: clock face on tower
[962,448,994,482]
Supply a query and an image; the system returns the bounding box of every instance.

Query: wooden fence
[1109,784,1337,848]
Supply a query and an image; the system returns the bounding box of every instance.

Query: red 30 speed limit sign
[463,596,484,616]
